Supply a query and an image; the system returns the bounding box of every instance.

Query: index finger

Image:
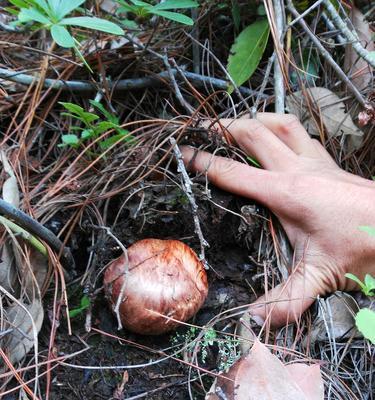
[181,146,281,208]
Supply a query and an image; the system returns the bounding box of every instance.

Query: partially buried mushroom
[104,239,208,335]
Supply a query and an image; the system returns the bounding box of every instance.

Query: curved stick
[0,199,75,270]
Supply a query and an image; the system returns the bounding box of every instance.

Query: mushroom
[104,239,208,335]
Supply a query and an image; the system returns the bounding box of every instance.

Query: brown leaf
[0,300,44,366]
[306,292,361,345]
[344,8,374,90]
[286,87,363,139]
[206,341,324,400]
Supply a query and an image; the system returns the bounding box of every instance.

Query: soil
[38,187,266,399]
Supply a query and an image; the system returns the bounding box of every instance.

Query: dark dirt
[38,185,268,399]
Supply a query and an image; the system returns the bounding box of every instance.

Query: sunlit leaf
[152,0,198,10]
[355,308,375,344]
[51,24,75,47]
[152,10,193,25]
[18,7,51,24]
[60,16,124,35]
[54,0,86,19]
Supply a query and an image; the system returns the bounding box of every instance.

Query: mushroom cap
[104,239,208,335]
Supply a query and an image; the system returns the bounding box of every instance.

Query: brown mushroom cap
[103,239,208,335]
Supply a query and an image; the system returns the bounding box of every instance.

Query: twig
[272,0,286,113]
[288,0,324,27]
[169,138,209,267]
[90,224,128,330]
[322,0,375,68]
[286,0,366,107]
[0,67,262,97]
[163,54,195,115]
[320,12,345,45]
[0,198,74,270]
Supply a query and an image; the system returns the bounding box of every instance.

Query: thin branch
[273,0,286,113]
[0,198,74,270]
[0,67,263,97]
[323,0,375,68]
[286,0,366,107]
[170,138,209,267]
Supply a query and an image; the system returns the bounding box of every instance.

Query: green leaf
[359,226,375,236]
[60,101,85,115]
[81,129,93,140]
[61,16,124,35]
[121,19,139,29]
[116,2,138,13]
[231,0,240,31]
[54,0,86,19]
[51,24,75,47]
[61,134,79,146]
[18,7,51,24]
[8,0,30,8]
[99,132,131,150]
[345,273,366,292]
[94,121,117,135]
[355,308,375,344]
[152,0,198,11]
[89,100,117,123]
[80,294,90,308]
[33,0,52,16]
[60,102,99,123]
[364,274,375,293]
[227,19,270,93]
[129,0,151,7]
[152,10,194,25]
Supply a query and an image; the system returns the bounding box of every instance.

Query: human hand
[181,113,375,327]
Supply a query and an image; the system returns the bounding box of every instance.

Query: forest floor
[0,0,374,399]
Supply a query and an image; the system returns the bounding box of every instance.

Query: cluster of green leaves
[68,294,90,318]
[344,226,375,345]
[60,101,134,151]
[7,0,123,48]
[171,327,240,371]
[116,0,198,26]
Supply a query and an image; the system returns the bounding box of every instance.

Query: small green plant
[59,101,134,150]
[69,294,90,318]
[7,0,123,48]
[345,273,375,297]
[116,0,198,26]
[171,327,240,371]
[345,225,375,345]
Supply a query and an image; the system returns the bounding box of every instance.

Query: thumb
[248,268,321,328]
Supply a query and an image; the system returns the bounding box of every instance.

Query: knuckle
[211,157,238,180]
[246,120,266,142]
[280,114,302,134]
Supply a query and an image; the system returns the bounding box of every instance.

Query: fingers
[248,267,321,327]
[256,113,320,158]
[210,114,331,164]
[180,146,280,207]
[212,119,297,171]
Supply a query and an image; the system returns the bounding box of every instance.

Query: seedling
[172,327,240,371]
[6,0,123,49]
[59,101,134,151]
[116,0,198,26]
[69,294,90,318]
[345,273,375,297]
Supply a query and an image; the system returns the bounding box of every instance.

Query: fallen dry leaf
[344,8,374,90]
[206,340,324,399]
[0,299,44,366]
[286,87,363,139]
[306,292,360,345]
